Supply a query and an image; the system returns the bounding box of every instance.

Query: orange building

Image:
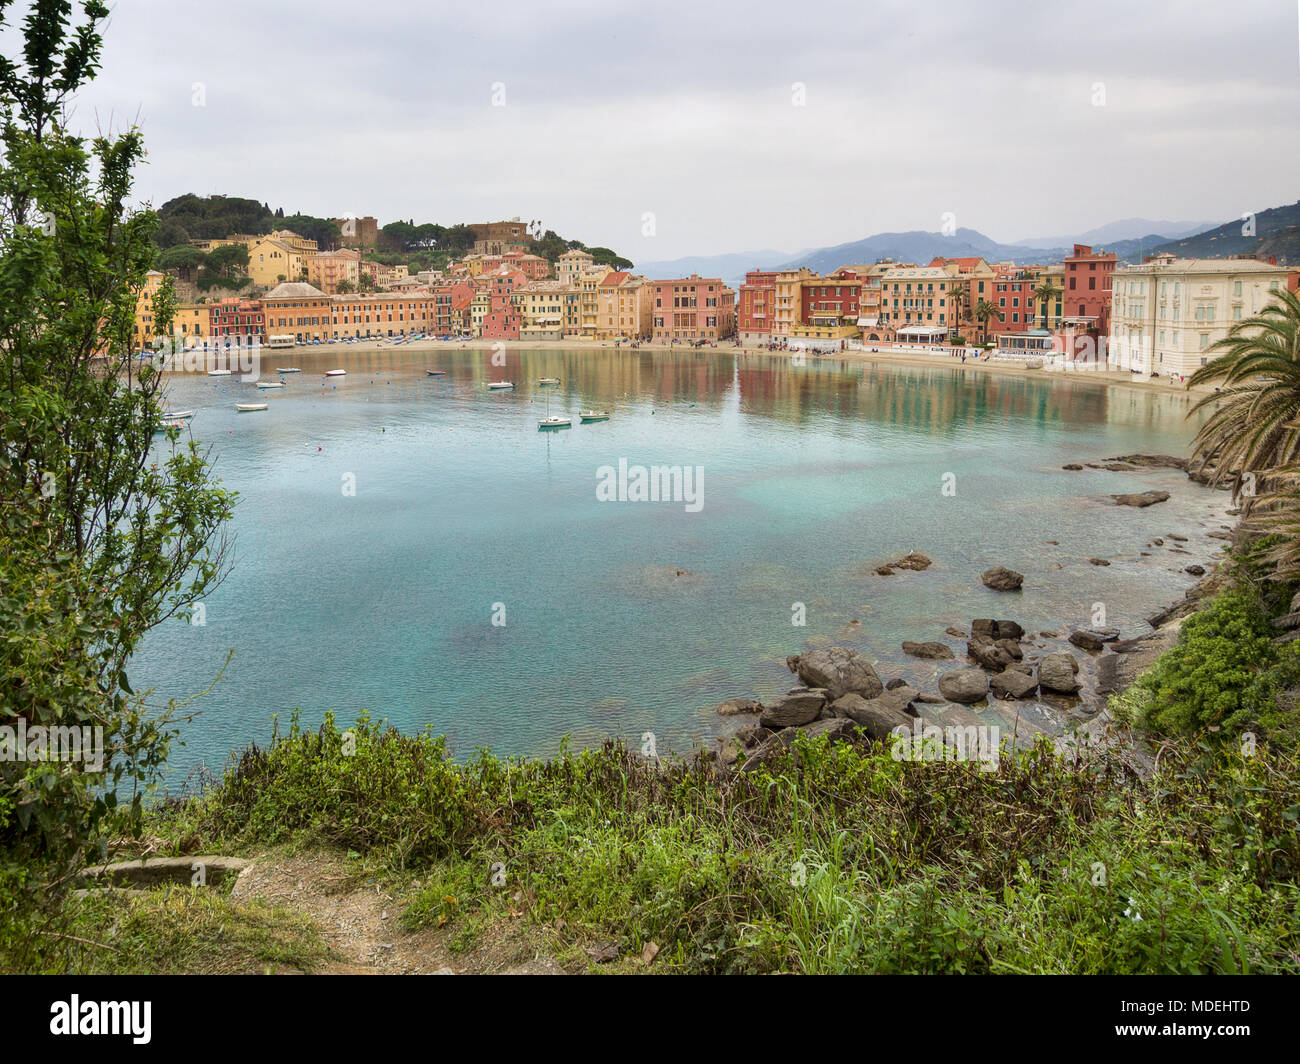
[651,276,736,342]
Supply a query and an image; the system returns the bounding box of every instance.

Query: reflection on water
[136,346,1223,780]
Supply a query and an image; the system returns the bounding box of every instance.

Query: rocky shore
[709,453,1236,778]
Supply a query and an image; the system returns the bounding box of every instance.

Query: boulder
[759,688,828,728]
[1185,564,1206,576]
[1062,464,1083,471]
[1068,628,1119,652]
[981,566,1024,591]
[938,668,990,704]
[990,669,1039,700]
[829,694,913,740]
[902,640,955,660]
[968,636,1023,670]
[1088,557,1111,566]
[77,856,248,890]
[733,723,772,748]
[1167,533,1188,542]
[1038,652,1081,694]
[737,716,859,775]
[1110,490,1171,508]
[891,551,932,571]
[715,698,763,716]
[788,647,883,701]
[945,626,967,638]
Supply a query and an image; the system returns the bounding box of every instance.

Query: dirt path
[230,853,566,975]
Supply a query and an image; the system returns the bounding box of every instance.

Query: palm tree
[1186,287,1300,501]
[1032,280,1062,330]
[947,283,967,336]
[974,299,1003,344]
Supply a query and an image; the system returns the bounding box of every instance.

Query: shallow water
[134,346,1230,781]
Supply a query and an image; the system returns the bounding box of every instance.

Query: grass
[8,884,335,974]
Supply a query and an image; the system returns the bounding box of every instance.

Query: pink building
[651,275,735,342]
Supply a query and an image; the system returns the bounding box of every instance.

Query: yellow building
[514,280,569,340]
[247,236,308,288]
[772,268,814,338]
[594,272,652,339]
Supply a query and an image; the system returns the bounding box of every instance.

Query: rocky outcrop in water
[786,647,883,701]
[981,566,1024,591]
[1110,490,1170,507]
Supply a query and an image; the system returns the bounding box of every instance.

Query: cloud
[35,0,1300,259]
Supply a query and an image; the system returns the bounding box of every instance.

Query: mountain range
[633,207,1299,288]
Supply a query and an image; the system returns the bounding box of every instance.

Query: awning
[896,324,947,336]
[856,317,880,326]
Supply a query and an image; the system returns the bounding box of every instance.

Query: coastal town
[134,215,1299,381]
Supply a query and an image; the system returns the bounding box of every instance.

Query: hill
[1141,200,1300,264]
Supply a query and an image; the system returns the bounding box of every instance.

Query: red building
[209,298,264,344]
[737,269,778,343]
[1063,244,1116,334]
[651,275,735,342]
[990,266,1036,333]
[799,270,862,327]
[432,282,475,335]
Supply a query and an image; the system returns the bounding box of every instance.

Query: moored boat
[579,410,610,422]
[208,369,233,376]
[325,369,347,377]
[538,377,561,385]
[255,381,285,389]
[538,416,572,430]
[487,381,514,390]
[163,409,194,420]
[426,369,447,376]
[236,403,268,412]
[276,367,301,373]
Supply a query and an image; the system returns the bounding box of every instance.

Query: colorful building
[331,294,437,339]
[209,298,264,345]
[261,282,334,342]
[737,269,779,344]
[1062,243,1117,335]
[595,272,653,339]
[247,236,308,288]
[650,276,735,342]
[307,248,361,294]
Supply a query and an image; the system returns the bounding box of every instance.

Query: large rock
[938,668,990,704]
[990,669,1039,700]
[1068,628,1119,652]
[733,723,772,748]
[970,619,1024,641]
[829,693,912,740]
[1110,490,1171,508]
[787,647,883,701]
[902,640,954,660]
[968,636,1024,671]
[759,688,827,728]
[981,566,1024,591]
[737,716,859,775]
[1038,652,1081,694]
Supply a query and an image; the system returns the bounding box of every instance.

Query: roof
[601,271,631,287]
[263,282,327,299]
[1118,257,1288,275]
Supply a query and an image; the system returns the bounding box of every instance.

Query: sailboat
[538,388,571,430]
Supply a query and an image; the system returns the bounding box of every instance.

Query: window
[1199,333,1210,351]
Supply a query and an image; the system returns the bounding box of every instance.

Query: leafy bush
[1118,583,1300,745]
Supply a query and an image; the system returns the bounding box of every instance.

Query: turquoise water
[136,346,1229,782]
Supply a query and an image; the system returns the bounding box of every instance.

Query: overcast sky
[42,0,1300,260]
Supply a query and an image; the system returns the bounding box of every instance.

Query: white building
[1108,255,1292,378]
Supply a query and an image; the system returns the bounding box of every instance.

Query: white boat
[163,410,194,420]
[579,411,610,423]
[236,403,268,412]
[255,381,285,389]
[487,381,514,390]
[155,418,187,432]
[276,367,301,373]
[325,369,347,377]
[208,369,232,376]
[538,377,561,386]
[538,390,570,429]
[427,369,447,376]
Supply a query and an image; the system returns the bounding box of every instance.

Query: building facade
[650,276,735,342]
[1108,255,1292,377]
